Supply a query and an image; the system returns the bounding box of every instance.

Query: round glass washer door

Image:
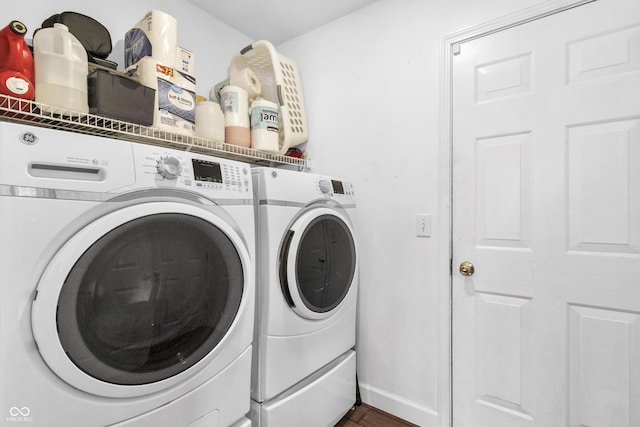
[32,202,250,398]
[280,207,357,320]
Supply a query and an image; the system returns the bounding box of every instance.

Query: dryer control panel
[316,177,355,200]
[318,178,354,196]
[253,167,356,206]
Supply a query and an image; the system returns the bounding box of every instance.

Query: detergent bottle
[0,20,35,100]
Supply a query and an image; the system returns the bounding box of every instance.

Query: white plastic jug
[34,23,88,115]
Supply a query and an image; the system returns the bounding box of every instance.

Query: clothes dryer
[0,122,255,427]
[250,167,358,427]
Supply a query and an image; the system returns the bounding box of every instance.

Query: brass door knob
[459,261,475,276]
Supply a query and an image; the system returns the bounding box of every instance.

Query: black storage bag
[40,12,116,68]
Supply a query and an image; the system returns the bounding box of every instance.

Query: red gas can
[0,20,35,101]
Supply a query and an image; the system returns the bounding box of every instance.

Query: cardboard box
[176,46,195,75]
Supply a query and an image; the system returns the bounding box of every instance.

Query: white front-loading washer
[250,167,358,427]
[0,122,255,427]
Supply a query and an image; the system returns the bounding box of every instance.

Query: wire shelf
[0,94,307,169]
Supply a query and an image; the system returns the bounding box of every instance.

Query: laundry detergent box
[126,57,196,136]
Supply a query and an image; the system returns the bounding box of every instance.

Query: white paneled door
[451,0,640,426]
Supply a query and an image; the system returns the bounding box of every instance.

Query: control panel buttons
[219,164,248,192]
[157,156,183,180]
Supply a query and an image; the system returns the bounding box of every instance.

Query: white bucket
[34,23,88,115]
[195,100,224,142]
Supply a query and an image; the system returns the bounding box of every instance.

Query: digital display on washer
[331,180,345,194]
[192,159,223,183]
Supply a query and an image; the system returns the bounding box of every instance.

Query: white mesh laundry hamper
[230,40,308,155]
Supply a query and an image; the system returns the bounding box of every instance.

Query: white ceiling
[186,0,379,45]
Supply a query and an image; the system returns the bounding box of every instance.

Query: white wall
[277,0,547,425]
[2,1,252,95]
[2,1,557,426]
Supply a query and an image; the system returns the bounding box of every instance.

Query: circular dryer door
[279,207,357,320]
[32,202,250,398]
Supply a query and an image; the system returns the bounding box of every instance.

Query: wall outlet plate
[416,214,431,237]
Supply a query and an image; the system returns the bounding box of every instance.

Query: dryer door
[279,207,357,320]
[32,202,251,398]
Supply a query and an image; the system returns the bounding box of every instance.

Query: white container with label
[220,85,250,147]
[250,97,279,153]
[33,23,88,115]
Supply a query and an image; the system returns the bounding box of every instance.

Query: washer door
[279,207,357,320]
[32,202,250,398]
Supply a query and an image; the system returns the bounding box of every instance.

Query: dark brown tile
[343,404,370,423]
[360,409,411,427]
[336,404,418,427]
[335,419,361,427]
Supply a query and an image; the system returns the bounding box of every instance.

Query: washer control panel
[134,144,251,194]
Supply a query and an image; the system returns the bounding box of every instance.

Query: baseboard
[358,382,438,427]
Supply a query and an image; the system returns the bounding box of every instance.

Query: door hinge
[452,43,461,56]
